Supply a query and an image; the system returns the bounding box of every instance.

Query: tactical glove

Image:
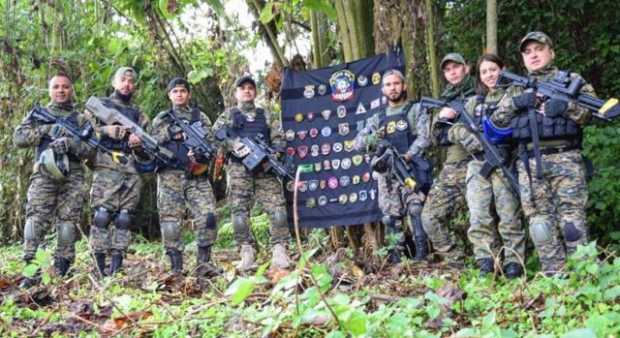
[49,137,74,154]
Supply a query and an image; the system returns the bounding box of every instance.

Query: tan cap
[440,53,466,69]
[519,31,553,52]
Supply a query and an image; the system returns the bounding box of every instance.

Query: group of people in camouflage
[15,31,598,287]
[355,31,596,278]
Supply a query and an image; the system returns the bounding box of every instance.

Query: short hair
[111,66,137,85]
[167,77,191,93]
[49,73,72,86]
[381,69,405,85]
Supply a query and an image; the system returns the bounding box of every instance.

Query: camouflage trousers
[226,161,290,246]
[23,167,85,262]
[89,168,143,253]
[517,149,588,273]
[157,170,217,251]
[377,172,425,243]
[421,159,468,260]
[466,159,524,265]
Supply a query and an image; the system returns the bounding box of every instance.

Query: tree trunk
[424,0,440,98]
[486,0,497,54]
[310,10,330,68]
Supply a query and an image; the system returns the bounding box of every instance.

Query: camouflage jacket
[354,100,431,157]
[14,102,92,167]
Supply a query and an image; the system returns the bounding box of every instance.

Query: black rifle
[499,70,620,121]
[373,141,431,257]
[165,109,216,161]
[419,96,520,196]
[215,128,294,180]
[29,105,129,165]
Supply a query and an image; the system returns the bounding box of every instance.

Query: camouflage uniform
[87,92,149,271]
[212,102,290,246]
[354,100,431,258]
[492,65,594,274]
[151,105,219,273]
[13,103,91,268]
[421,74,475,264]
[448,89,525,271]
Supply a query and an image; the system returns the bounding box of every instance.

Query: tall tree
[486,0,497,54]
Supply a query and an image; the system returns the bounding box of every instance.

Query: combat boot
[237,244,256,272]
[54,257,71,277]
[109,250,123,275]
[272,243,293,270]
[477,257,495,276]
[504,262,523,279]
[19,258,40,288]
[166,249,183,274]
[94,253,107,277]
[413,236,429,261]
[196,245,222,277]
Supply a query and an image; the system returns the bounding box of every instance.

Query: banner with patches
[280,49,405,228]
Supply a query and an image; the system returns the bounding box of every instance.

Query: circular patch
[318,195,328,206]
[357,75,368,87]
[320,180,327,190]
[396,119,408,131]
[295,113,304,123]
[362,172,371,183]
[327,176,339,189]
[307,111,315,121]
[333,142,343,153]
[372,72,381,85]
[286,181,295,192]
[352,175,360,185]
[338,194,348,204]
[296,130,308,140]
[321,126,332,137]
[349,192,358,203]
[298,181,308,192]
[309,127,319,138]
[341,157,352,170]
[286,147,296,157]
[305,197,316,208]
[322,159,331,171]
[339,175,351,187]
[318,84,327,96]
[359,190,368,201]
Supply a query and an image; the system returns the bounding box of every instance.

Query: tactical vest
[98,97,141,152]
[36,109,80,162]
[377,102,416,154]
[161,108,201,170]
[509,110,580,143]
[230,108,271,142]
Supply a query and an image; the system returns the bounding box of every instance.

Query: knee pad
[160,222,180,240]
[272,209,287,228]
[530,223,552,244]
[24,218,37,242]
[206,213,217,230]
[114,209,132,230]
[563,222,583,242]
[57,222,76,246]
[93,207,112,228]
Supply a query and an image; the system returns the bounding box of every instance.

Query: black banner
[280,50,405,228]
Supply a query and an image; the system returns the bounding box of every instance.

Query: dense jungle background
[1,1,619,337]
